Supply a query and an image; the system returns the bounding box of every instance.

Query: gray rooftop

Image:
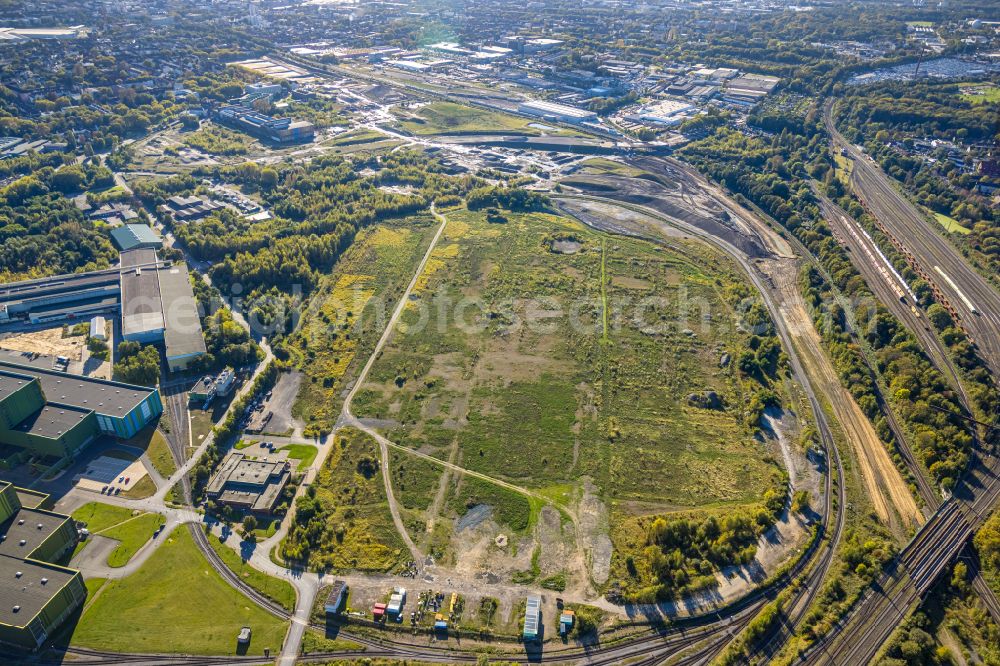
[119,248,161,269]
[157,264,206,360]
[0,368,35,403]
[10,402,91,440]
[0,555,78,627]
[0,359,156,416]
[0,507,67,560]
[110,224,162,252]
[0,269,121,309]
[0,505,78,628]
[120,266,165,338]
[207,451,290,512]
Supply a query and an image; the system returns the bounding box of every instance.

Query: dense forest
[136,151,481,337]
[0,165,118,281]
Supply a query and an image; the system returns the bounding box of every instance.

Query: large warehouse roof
[0,484,81,630]
[119,248,162,269]
[157,264,206,361]
[110,224,162,252]
[519,99,597,120]
[0,368,34,402]
[10,402,91,439]
[0,506,68,559]
[0,555,77,627]
[120,266,165,339]
[0,359,156,415]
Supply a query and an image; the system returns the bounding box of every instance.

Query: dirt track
[766,260,922,528]
[558,160,923,530]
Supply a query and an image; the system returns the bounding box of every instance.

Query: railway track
[792,100,1000,664]
[552,190,848,663]
[825,100,1000,372]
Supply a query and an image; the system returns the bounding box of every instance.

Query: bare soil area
[0,327,85,360]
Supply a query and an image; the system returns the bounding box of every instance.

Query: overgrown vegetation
[280,428,407,572]
[351,206,788,597]
[179,123,257,156]
[113,340,161,386]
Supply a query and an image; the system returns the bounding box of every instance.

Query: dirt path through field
[766,261,922,528]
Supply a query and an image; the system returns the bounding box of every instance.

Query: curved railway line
[27,184,850,666]
[787,101,1000,666]
[552,190,848,663]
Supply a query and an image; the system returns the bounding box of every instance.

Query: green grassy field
[279,444,319,469]
[104,513,164,567]
[72,502,142,532]
[959,83,1000,104]
[279,428,408,572]
[72,502,165,567]
[933,212,972,235]
[286,217,439,437]
[355,208,778,507]
[323,128,385,146]
[394,101,539,136]
[180,123,258,156]
[121,426,176,478]
[205,533,297,612]
[70,529,288,655]
[121,476,157,499]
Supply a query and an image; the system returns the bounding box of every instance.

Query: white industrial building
[518,100,597,124]
[634,99,695,126]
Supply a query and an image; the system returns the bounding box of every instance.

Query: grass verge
[71,528,288,655]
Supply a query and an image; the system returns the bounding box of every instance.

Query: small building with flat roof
[324,580,348,614]
[523,594,541,641]
[205,450,291,514]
